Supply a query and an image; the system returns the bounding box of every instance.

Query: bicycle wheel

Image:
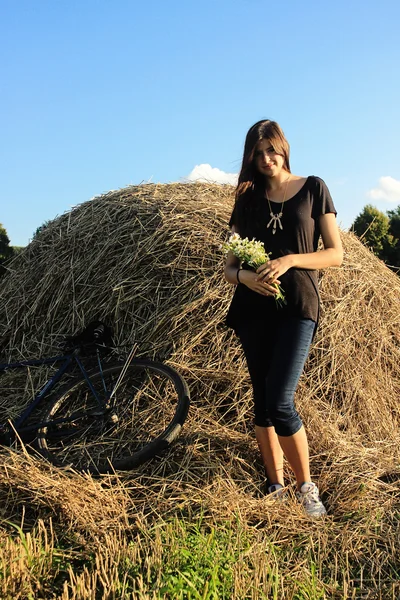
[37,359,190,474]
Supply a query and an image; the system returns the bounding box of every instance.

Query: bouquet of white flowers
[223,233,286,306]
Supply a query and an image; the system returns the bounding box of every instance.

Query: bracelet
[236,268,242,284]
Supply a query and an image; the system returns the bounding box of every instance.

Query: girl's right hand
[239,269,280,297]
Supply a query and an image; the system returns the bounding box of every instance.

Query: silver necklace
[266,175,291,234]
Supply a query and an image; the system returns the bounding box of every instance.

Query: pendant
[267,211,283,235]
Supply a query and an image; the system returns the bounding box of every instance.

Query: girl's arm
[289,213,343,269]
[224,225,241,284]
[224,249,241,285]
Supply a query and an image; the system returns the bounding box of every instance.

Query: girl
[224,120,343,517]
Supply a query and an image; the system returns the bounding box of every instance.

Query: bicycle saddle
[63,320,114,354]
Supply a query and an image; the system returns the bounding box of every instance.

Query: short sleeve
[311,176,337,219]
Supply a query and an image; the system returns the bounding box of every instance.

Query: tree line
[351,205,400,271]
[0,223,23,276]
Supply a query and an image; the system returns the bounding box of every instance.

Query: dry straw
[1,182,400,597]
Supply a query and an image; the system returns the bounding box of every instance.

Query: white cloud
[184,163,238,185]
[367,176,400,203]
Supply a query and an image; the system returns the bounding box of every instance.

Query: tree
[351,204,391,258]
[386,206,400,267]
[33,219,51,239]
[387,206,400,240]
[0,223,14,275]
[351,204,400,270]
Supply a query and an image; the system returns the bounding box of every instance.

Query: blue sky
[1,0,400,246]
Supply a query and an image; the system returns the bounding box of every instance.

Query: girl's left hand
[256,255,294,282]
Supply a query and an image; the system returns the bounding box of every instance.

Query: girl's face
[254,138,285,177]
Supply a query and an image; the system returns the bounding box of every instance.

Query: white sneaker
[267,483,287,501]
[296,482,327,517]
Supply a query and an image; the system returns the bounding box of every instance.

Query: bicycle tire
[37,359,190,474]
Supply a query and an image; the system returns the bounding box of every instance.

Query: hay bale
[1,182,400,565]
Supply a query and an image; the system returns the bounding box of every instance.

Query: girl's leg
[236,324,282,485]
[255,425,284,486]
[263,318,316,490]
[238,318,325,514]
[277,426,310,490]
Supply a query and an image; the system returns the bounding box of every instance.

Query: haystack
[1,182,400,596]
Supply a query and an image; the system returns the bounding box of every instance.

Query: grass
[0,515,324,599]
[2,508,400,599]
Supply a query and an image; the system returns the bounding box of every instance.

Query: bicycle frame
[0,349,109,435]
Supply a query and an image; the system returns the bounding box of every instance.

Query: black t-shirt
[226,176,337,331]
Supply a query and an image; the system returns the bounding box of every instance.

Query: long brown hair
[236,120,291,200]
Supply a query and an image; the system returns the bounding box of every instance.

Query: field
[1,183,399,599]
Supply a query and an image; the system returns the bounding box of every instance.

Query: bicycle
[0,321,190,474]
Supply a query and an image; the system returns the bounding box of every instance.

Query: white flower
[222,233,271,268]
[222,232,286,306]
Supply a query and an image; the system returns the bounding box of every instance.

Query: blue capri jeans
[237,317,316,437]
